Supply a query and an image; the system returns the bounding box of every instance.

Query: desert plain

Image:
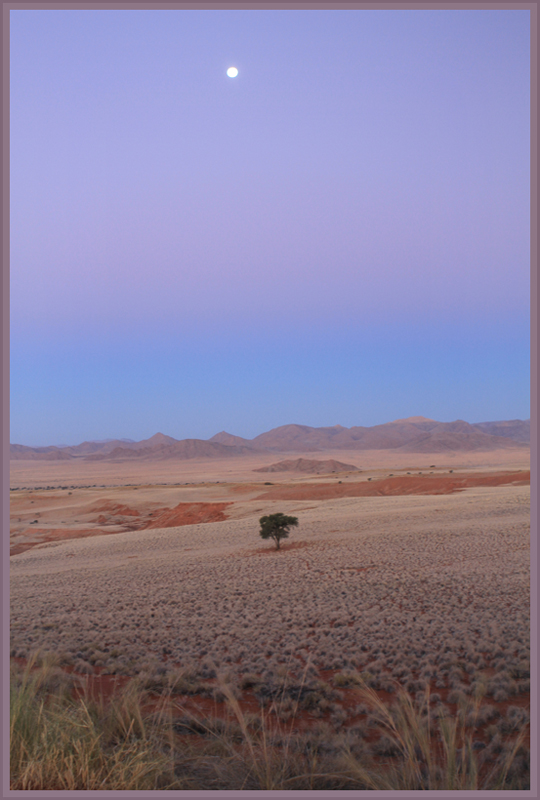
[9,416,532,791]
[10,425,530,722]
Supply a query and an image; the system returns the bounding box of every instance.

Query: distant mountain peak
[10,415,530,462]
[142,432,179,444]
[209,431,255,447]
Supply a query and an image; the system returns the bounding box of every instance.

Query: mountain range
[10,417,530,461]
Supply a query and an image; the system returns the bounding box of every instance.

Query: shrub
[333,671,363,688]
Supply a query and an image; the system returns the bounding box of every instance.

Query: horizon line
[10,414,531,450]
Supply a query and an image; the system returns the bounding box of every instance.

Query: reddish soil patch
[253,471,530,501]
[88,501,232,531]
[10,502,233,556]
[144,502,232,529]
[10,528,118,556]
[89,501,142,517]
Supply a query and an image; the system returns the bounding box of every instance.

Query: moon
[226,67,238,78]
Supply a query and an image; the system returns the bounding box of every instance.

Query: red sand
[90,501,142,517]
[10,502,233,555]
[144,502,231,529]
[10,528,117,556]
[254,471,530,501]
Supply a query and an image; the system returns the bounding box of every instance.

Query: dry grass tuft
[334,676,529,790]
[10,658,530,791]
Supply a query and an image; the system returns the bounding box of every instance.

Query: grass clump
[10,655,177,790]
[336,677,529,790]
[10,657,530,791]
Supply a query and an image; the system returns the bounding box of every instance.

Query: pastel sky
[10,9,530,446]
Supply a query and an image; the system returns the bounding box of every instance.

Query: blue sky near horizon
[10,9,530,446]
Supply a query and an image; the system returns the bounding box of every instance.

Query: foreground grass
[10,653,176,790]
[10,654,530,791]
[336,679,529,790]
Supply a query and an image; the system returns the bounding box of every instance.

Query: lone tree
[259,513,298,551]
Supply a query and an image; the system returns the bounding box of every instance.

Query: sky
[10,9,530,446]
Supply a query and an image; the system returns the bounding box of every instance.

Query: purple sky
[10,9,530,446]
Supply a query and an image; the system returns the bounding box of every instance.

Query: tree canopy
[259,513,299,550]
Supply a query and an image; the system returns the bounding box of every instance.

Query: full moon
[226,67,238,78]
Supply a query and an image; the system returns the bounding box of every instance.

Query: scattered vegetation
[10,655,529,790]
[10,489,529,683]
[10,486,529,790]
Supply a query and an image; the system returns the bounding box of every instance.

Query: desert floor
[9,445,529,489]
[10,450,530,713]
